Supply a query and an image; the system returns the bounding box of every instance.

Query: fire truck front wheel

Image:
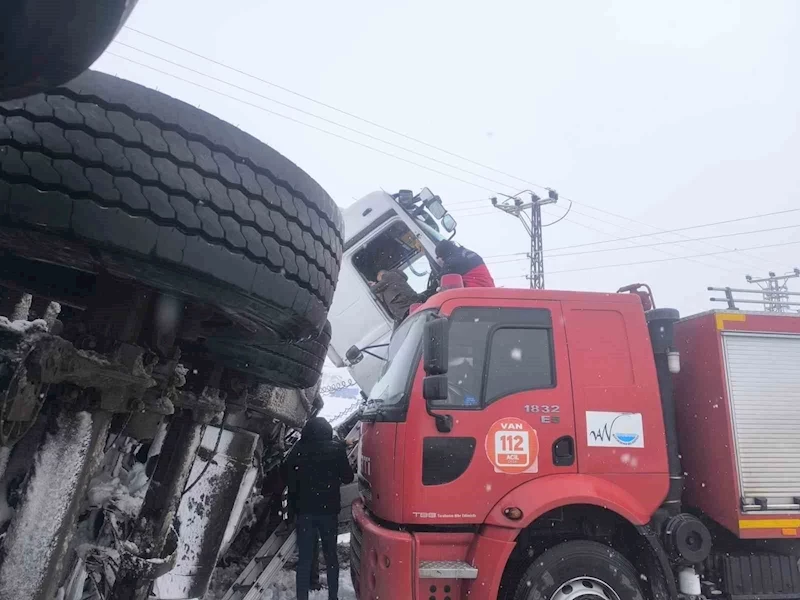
[513,541,645,600]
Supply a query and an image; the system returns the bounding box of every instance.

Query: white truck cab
[326,188,457,394]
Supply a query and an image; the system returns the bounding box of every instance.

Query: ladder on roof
[221,522,298,600]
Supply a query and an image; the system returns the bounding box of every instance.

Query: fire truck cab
[349,284,800,600]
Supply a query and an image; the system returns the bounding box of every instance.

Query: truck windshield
[414,214,448,244]
[363,310,429,418]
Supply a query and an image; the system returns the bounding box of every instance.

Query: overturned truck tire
[0,70,343,343]
[205,321,332,390]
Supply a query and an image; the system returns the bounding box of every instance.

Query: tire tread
[0,71,342,339]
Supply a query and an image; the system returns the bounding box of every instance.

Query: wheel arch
[484,473,659,530]
[480,475,676,600]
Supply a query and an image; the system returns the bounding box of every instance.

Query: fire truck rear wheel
[0,70,343,342]
[513,541,645,600]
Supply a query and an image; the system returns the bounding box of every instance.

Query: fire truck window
[485,328,554,404]
[352,221,433,296]
[434,314,491,408]
[430,307,553,409]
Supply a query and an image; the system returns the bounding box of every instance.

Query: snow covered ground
[205,562,356,599]
[204,536,356,600]
[205,565,355,600]
[245,567,356,600]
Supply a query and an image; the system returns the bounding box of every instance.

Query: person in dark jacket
[435,240,496,288]
[369,269,421,322]
[286,417,354,600]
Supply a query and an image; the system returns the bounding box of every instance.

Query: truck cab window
[352,220,434,296]
[484,328,554,404]
[430,307,554,409]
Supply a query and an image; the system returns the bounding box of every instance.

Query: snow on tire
[0,70,343,342]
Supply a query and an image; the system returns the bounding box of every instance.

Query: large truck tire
[1,0,137,100]
[0,70,343,341]
[513,541,646,600]
[205,321,332,389]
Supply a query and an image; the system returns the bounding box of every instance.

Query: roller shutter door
[723,332,800,510]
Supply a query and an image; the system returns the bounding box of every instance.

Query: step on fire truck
[325,190,800,600]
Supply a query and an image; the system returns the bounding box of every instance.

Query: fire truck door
[401,299,576,526]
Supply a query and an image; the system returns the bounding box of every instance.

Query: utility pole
[746,269,800,312]
[492,190,559,289]
[709,268,800,312]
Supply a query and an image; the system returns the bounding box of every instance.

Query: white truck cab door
[328,254,393,394]
[328,216,437,394]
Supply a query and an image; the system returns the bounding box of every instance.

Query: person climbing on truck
[286,416,355,600]
[369,269,422,322]
[435,239,496,288]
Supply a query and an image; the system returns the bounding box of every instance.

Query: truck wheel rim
[549,577,621,600]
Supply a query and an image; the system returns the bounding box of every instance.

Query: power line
[122,26,556,191]
[443,184,782,271]
[483,207,800,259]
[561,206,768,271]
[120,27,791,273]
[107,35,782,274]
[559,194,783,270]
[104,51,505,194]
[544,200,573,227]
[494,239,800,280]
[112,40,526,194]
[539,209,732,271]
[456,200,757,271]
[121,26,751,268]
[486,223,800,264]
[460,202,733,270]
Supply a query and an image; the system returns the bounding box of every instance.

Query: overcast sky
[95,0,800,315]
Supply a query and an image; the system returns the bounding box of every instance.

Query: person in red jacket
[435,240,495,288]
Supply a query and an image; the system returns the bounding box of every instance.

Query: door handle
[552,436,575,467]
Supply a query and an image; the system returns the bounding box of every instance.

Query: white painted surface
[586,411,645,448]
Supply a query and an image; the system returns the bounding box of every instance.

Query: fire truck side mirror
[422,375,453,433]
[423,317,449,376]
[423,374,448,402]
[422,317,453,432]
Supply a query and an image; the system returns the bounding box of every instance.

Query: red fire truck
[349,282,800,600]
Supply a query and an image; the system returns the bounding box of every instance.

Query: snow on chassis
[0,71,342,600]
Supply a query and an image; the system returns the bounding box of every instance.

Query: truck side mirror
[423,374,448,402]
[427,196,446,219]
[441,213,457,232]
[423,317,453,433]
[346,345,364,365]
[422,375,453,433]
[423,317,449,375]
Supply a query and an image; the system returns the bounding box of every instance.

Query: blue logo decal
[612,431,640,446]
[587,412,643,448]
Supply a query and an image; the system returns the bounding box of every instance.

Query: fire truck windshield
[362,309,430,420]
